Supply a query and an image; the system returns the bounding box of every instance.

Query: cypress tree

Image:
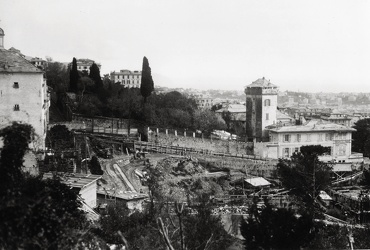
[89,63,103,90]
[140,56,154,103]
[69,57,79,93]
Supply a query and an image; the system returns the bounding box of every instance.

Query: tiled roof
[247,77,278,88]
[269,120,356,133]
[0,48,43,73]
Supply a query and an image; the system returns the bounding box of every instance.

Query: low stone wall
[148,133,253,155]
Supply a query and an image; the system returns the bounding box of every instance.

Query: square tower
[245,77,278,142]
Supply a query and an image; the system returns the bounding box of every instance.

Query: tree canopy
[241,199,314,250]
[140,56,154,103]
[69,57,79,93]
[352,118,370,157]
[0,123,103,249]
[277,145,332,207]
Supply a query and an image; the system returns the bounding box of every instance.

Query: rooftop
[269,120,356,133]
[0,48,43,73]
[43,172,102,189]
[246,77,278,88]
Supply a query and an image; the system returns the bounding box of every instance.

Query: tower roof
[247,77,278,88]
[0,28,4,36]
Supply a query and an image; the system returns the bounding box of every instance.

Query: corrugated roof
[0,48,43,73]
[43,172,102,189]
[245,177,271,187]
[247,77,278,88]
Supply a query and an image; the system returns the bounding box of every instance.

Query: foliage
[140,56,154,103]
[184,194,233,250]
[0,123,103,249]
[88,156,103,175]
[222,110,232,131]
[193,109,226,133]
[44,61,69,91]
[77,94,103,117]
[0,122,34,195]
[352,118,370,157]
[240,199,314,250]
[97,204,163,250]
[47,124,74,151]
[69,57,80,93]
[277,145,332,207]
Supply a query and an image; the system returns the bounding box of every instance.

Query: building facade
[245,77,278,142]
[0,28,49,151]
[254,120,358,162]
[110,69,142,88]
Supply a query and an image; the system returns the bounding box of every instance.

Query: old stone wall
[148,132,254,155]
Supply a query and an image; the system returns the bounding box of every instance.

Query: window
[266,113,269,120]
[284,134,290,142]
[284,148,290,158]
[338,144,346,156]
[326,133,333,141]
[318,133,322,141]
[294,147,299,153]
[296,134,301,142]
[306,134,311,142]
[264,99,271,106]
[337,133,346,140]
[13,82,19,88]
[14,104,20,111]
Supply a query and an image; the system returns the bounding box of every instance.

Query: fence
[133,141,266,161]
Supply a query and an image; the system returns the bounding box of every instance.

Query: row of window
[283,146,338,158]
[120,80,140,84]
[115,75,140,79]
[282,133,346,143]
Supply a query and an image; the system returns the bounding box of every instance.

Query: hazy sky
[1,0,369,92]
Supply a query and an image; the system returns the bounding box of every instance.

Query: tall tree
[277,145,332,207]
[89,63,103,90]
[352,118,370,157]
[240,199,314,250]
[140,56,154,103]
[69,57,80,93]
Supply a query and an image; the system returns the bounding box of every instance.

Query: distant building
[245,77,278,142]
[254,120,360,162]
[68,58,101,74]
[110,69,142,88]
[192,94,214,109]
[215,104,246,134]
[321,113,351,127]
[29,57,47,70]
[0,27,49,151]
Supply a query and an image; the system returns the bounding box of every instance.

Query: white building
[110,69,142,88]
[254,120,361,162]
[0,27,49,151]
[68,58,101,74]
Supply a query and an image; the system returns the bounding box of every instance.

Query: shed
[43,172,102,209]
[245,177,271,187]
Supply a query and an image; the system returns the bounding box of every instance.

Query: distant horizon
[1,0,369,93]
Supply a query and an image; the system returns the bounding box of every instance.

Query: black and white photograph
[0,1,370,249]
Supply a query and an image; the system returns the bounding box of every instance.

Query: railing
[133,141,268,161]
